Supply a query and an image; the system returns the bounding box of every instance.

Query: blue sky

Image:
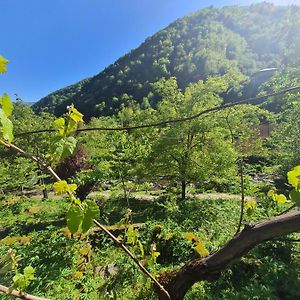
[1,0,299,102]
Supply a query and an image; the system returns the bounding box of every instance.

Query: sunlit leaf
[267,189,276,198]
[0,56,8,74]
[53,118,65,136]
[0,109,14,142]
[23,266,35,280]
[195,241,209,257]
[245,199,257,209]
[287,166,300,190]
[53,180,77,195]
[183,232,199,242]
[0,93,13,117]
[66,119,77,135]
[126,224,139,245]
[70,107,84,123]
[275,194,287,205]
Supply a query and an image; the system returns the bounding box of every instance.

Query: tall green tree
[145,74,245,199]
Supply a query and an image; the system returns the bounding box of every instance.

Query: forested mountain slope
[32,3,300,118]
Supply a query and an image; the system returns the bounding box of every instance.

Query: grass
[0,191,299,299]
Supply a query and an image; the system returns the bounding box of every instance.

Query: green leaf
[70,107,84,123]
[51,136,77,161]
[81,215,93,233]
[151,251,160,263]
[53,180,77,195]
[138,240,144,257]
[275,194,287,205]
[53,118,65,136]
[63,136,77,158]
[195,241,209,257]
[0,56,8,74]
[245,199,257,209]
[82,200,100,233]
[125,224,139,245]
[23,266,35,281]
[67,205,83,234]
[0,93,13,117]
[0,109,14,142]
[66,119,77,136]
[85,200,100,219]
[183,232,199,242]
[53,180,69,194]
[287,166,300,190]
[289,189,300,207]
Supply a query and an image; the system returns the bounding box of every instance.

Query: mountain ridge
[32,3,300,118]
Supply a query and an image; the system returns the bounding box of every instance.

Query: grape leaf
[287,166,300,190]
[82,200,100,233]
[195,241,209,257]
[53,118,65,136]
[51,136,77,161]
[0,93,13,117]
[275,194,287,205]
[0,109,14,142]
[67,205,83,234]
[70,107,84,123]
[66,119,77,136]
[53,180,77,195]
[0,56,8,74]
[245,199,257,209]
[23,266,35,280]
[289,189,300,207]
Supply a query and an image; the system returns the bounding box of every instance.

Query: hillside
[32,3,300,118]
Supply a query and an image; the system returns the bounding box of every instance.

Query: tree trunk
[158,209,300,300]
[181,180,186,200]
[42,188,48,199]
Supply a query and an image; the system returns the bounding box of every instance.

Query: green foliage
[67,205,83,234]
[82,200,100,233]
[287,166,300,207]
[53,180,77,195]
[0,93,14,142]
[49,105,83,163]
[12,266,35,292]
[66,200,100,234]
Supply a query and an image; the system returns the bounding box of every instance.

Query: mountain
[32,2,300,119]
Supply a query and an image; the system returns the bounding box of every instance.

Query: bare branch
[0,284,49,300]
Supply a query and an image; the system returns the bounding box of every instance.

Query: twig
[92,219,170,298]
[15,86,300,137]
[0,284,49,300]
[235,158,245,235]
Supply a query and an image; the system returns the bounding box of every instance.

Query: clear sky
[1,0,299,102]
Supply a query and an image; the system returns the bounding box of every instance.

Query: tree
[145,74,243,199]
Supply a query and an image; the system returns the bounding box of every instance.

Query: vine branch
[15,86,300,136]
[0,284,49,300]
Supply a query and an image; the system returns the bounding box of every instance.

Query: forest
[1,2,300,300]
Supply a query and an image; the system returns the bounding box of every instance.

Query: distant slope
[32,3,300,118]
